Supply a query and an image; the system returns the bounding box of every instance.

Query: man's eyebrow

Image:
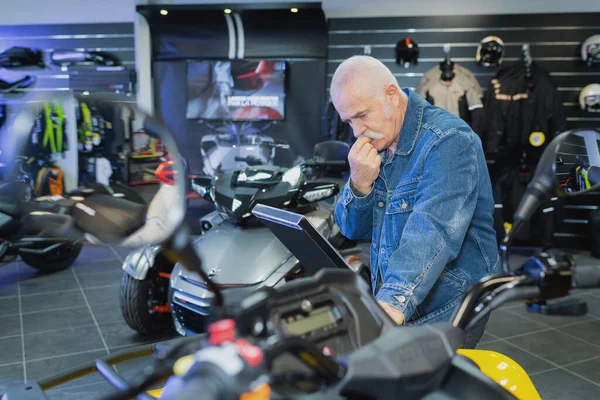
[344,109,369,123]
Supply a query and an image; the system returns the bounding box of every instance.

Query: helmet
[581,34,600,66]
[579,84,600,113]
[476,36,505,67]
[395,37,419,67]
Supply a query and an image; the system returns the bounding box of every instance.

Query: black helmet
[395,37,419,67]
[476,36,505,68]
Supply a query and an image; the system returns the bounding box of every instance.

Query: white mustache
[360,130,384,140]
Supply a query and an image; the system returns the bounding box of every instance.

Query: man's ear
[385,84,401,108]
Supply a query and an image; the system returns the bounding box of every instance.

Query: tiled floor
[0,244,178,399]
[477,252,600,400]
[2,244,600,398]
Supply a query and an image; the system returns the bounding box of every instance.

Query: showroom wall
[0,23,136,190]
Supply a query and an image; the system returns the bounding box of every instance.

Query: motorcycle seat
[71,194,147,241]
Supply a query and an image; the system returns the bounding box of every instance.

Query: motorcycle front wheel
[120,272,174,335]
[20,241,83,273]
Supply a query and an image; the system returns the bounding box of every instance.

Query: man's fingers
[350,136,372,155]
[368,148,379,160]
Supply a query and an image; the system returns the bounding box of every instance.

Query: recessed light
[224,8,232,14]
[291,8,299,13]
[160,10,168,16]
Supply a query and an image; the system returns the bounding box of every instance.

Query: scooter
[8,127,600,400]
[0,157,83,272]
[119,141,367,336]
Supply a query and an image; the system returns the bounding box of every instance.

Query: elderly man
[332,55,498,348]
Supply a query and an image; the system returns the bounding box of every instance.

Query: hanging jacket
[416,63,485,134]
[481,60,566,163]
[30,99,68,156]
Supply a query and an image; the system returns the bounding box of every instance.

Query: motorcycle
[198,120,299,176]
[120,140,367,336]
[0,156,83,272]
[3,94,599,399]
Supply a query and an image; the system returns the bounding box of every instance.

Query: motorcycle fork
[150,271,172,313]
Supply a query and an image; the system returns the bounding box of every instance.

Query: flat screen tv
[186,60,286,121]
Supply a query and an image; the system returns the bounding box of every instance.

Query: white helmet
[581,34,600,66]
[579,84,600,113]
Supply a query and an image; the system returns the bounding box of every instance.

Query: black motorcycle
[0,157,83,272]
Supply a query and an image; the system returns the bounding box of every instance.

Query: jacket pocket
[411,265,468,324]
[386,187,416,246]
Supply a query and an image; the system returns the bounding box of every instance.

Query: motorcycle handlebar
[572,265,600,288]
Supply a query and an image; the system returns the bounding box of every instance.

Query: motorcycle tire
[120,273,174,335]
[20,242,83,273]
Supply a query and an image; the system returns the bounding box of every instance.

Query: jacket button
[395,295,406,303]
[378,201,384,207]
[401,200,408,209]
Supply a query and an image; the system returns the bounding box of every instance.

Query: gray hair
[330,55,400,101]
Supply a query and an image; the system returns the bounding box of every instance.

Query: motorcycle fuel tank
[183,222,293,285]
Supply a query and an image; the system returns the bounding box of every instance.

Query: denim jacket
[335,88,499,325]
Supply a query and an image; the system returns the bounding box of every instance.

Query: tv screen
[186,60,286,121]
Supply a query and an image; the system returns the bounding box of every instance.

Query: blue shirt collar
[395,88,424,156]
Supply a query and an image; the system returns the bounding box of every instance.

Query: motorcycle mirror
[0,91,186,248]
[298,181,340,204]
[191,175,212,200]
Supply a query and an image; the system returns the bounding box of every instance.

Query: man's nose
[353,123,366,138]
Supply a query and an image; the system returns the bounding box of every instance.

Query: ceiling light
[160,9,168,16]
[224,8,232,14]
[291,8,299,13]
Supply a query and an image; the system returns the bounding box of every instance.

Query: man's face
[332,82,399,152]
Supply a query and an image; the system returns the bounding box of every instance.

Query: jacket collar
[395,88,424,156]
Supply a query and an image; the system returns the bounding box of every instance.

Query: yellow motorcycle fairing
[457,349,541,400]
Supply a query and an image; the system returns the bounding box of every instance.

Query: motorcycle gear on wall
[29,99,69,157]
[416,63,484,133]
[581,34,600,66]
[0,46,45,69]
[395,37,419,67]
[476,36,505,68]
[51,50,119,67]
[481,59,566,163]
[579,83,600,113]
[0,75,36,94]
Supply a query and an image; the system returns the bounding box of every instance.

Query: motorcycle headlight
[282,165,302,186]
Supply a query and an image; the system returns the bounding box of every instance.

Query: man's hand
[378,301,405,325]
[349,137,382,195]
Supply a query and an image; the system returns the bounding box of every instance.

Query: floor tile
[0,364,24,393]
[0,297,19,318]
[26,350,107,389]
[477,332,499,345]
[0,315,22,338]
[99,322,176,350]
[24,326,105,360]
[71,258,122,274]
[558,320,600,348]
[476,340,555,375]
[484,309,548,338]
[18,271,78,296]
[73,269,122,288]
[22,306,94,335]
[20,290,85,314]
[0,336,23,365]
[563,356,600,385]
[531,368,600,400]
[85,286,125,326]
[510,329,600,366]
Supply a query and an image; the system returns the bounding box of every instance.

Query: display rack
[126,131,165,185]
